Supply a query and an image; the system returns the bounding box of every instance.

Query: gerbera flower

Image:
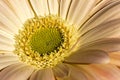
[0,0,120,80]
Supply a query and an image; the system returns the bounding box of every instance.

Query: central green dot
[29,28,63,55]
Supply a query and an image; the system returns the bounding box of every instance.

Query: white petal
[59,0,72,20]
[0,13,18,34]
[41,0,50,15]
[48,0,58,15]
[80,1,120,35]
[67,0,96,29]
[7,0,34,23]
[0,42,14,51]
[30,68,55,80]
[30,0,44,16]
[0,1,22,26]
[0,51,16,56]
[0,32,14,48]
[0,56,18,63]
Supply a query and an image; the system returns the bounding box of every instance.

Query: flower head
[0,0,120,80]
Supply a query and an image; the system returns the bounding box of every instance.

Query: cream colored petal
[37,0,49,15]
[0,63,34,80]
[6,0,34,23]
[0,61,19,70]
[79,19,120,46]
[30,68,55,80]
[0,56,18,63]
[89,64,120,80]
[53,63,69,78]
[65,50,109,64]
[80,38,120,52]
[110,52,120,67]
[59,0,71,19]
[0,33,14,48]
[0,30,14,42]
[67,0,96,29]
[65,64,87,80]
[0,31,14,51]
[0,51,16,56]
[80,1,120,35]
[0,0,22,34]
[0,42,14,51]
[30,0,44,16]
[0,13,18,34]
[48,0,58,15]
[77,0,110,28]
[0,0,22,25]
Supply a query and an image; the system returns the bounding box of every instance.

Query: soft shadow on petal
[64,64,87,80]
[0,63,34,80]
[66,0,96,29]
[0,51,19,70]
[0,61,19,70]
[65,49,109,64]
[80,0,120,35]
[79,19,120,46]
[80,38,120,53]
[30,68,55,80]
[53,63,69,79]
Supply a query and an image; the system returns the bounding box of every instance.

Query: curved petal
[79,19,120,46]
[80,38,120,52]
[80,0,120,35]
[65,64,87,80]
[6,0,34,23]
[0,56,18,63]
[0,63,34,80]
[30,0,49,16]
[47,0,59,15]
[30,68,55,80]
[77,64,120,80]
[65,50,109,64]
[89,64,120,80]
[59,0,72,20]
[39,0,50,15]
[66,0,96,28]
[0,0,22,34]
[0,61,19,70]
[53,63,69,79]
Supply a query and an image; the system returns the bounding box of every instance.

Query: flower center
[14,15,77,69]
[29,28,63,55]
